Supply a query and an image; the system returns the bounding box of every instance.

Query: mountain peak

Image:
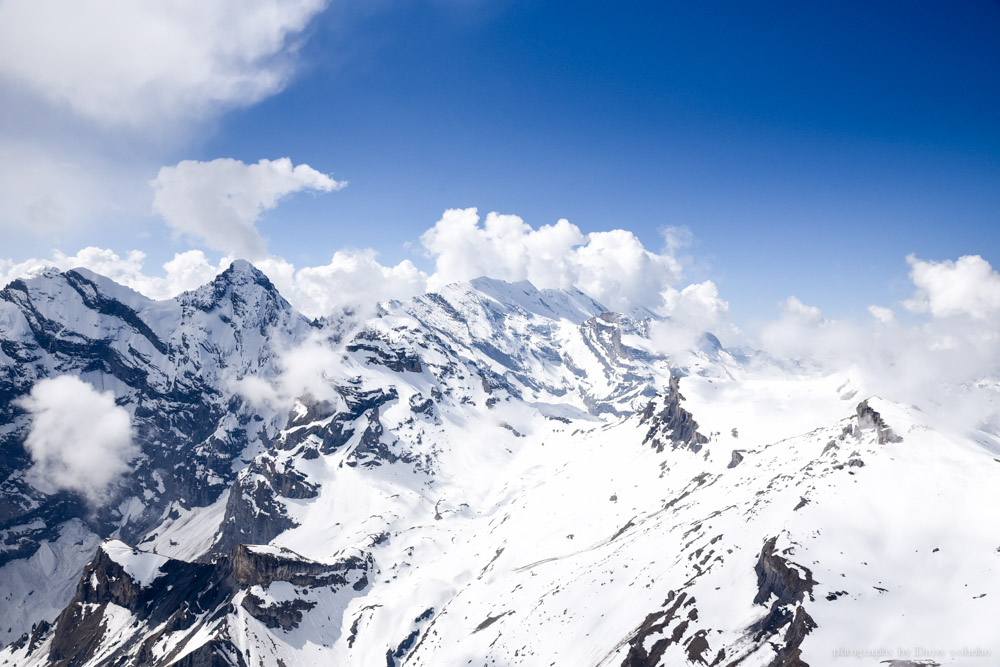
[217,259,274,289]
[178,260,283,312]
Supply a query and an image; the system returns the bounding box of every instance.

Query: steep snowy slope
[1,264,998,666]
[0,261,313,645]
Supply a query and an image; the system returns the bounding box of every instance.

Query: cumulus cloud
[232,332,348,414]
[652,281,733,361]
[760,297,845,364]
[867,305,896,325]
[15,376,138,504]
[0,244,424,319]
[421,208,683,312]
[0,247,228,301]
[255,250,427,317]
[903,254,1000,320]
[151,158,346,259]
[0,0,328,128]
[2,207,704,321]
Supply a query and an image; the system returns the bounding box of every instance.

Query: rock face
[856,400,903,444]
[750,537,817,667]
[22,539,373,667]
[728,450,744,468]
[640,376,710,453]
[1,264,998,667]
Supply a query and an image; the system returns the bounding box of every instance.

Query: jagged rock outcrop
[15,539,373,666]
[856,400,903,444]
[640,376,710,453]
[749,537,817,666]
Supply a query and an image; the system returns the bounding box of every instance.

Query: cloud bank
[15,376,138,504]
[0,248,227,301]
[2,207,702,320]
[758,256,1000,433]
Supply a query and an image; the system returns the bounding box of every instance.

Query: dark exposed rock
[278,387,400,455]
[240,592,316,630]
[41,539,373,666]
[749,537,817,666]
[685,629,711,663]
[753,538,815,607]
[409,393,435,417]
[230,544,373,590]
[473,610,514,633]
[769,605,817,666]
[0,261,308,578]
[640,377,709,454]
[346,407,412,468]
[386,628,420,667]
[856,400,902,444]
[346,329,423,373]
[7,620,50,657]
[213,452,320,551]
[216,472,299,552]
[48,542,237,666]
[620,590,698,667]
[728,450,745,468]
[249,459,317,500]
[62,270,168,355]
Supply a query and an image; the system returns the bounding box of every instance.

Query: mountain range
[0,261,996,666]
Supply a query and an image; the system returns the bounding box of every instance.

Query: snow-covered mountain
[0,263,997,666]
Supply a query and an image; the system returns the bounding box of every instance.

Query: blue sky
[1,1,998,325]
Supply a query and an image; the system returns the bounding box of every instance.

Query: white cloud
[0,247,228,301]
[0,244,423,320]
[421,208,683,312]
[2,207,699,320]
[0,0,331,233]
[903,254,1000,320]
[780,296,824,324]
[232,332,347,412]
[151,158,346,259]
[652,280,733,360]
[867,305,896,325]
[759,297,845,363]
[15,376,138,504]
[0,0,328,128]
[756,257,1000,433]
[262,250,427,317]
